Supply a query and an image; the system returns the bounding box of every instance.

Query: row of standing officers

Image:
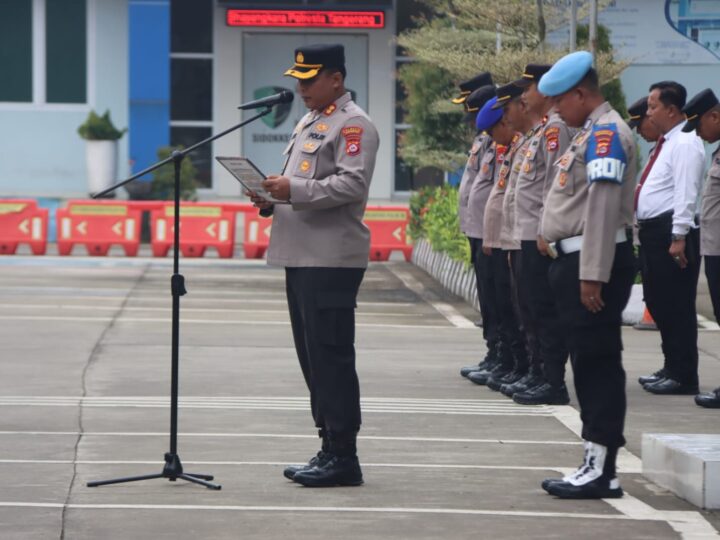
[454,51,720,499]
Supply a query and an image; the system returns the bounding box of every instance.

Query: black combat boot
[292,431,363,487]
[283,429,331,480]
[460,341,498,378]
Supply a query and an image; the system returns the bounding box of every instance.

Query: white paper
[215,156,287,204]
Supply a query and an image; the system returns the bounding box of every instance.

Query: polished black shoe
[484,366,514,391]
[292,454,364,487]
[546,477,623,499]
[541,477,566,492]
[513,382,570,405]
[283,451,331,480]
[695,387,720,408]
[644,378,699,395]
[638,368,667,386]
[488,369,525,392]
[501,372,543,397]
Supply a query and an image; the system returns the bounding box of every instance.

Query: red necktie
[634,136,665,212]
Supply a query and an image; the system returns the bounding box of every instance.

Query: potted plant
[77,110,127,197]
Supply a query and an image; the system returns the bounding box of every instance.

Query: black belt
[637,211,672,229]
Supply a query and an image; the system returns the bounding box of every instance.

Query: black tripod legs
[87,452,221,490]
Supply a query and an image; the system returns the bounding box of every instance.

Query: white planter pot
[86,140,118,197]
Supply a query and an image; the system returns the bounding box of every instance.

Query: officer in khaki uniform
[510,65,573,406]
[490,83,541,393]
[467,91,528,386]
[682,88,720,408]
[537,52,637,499]
[250,44,379,487]
[456,83,502,378]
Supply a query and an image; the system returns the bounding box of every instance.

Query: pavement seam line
[58,262,151,540]
[385,264,476,328]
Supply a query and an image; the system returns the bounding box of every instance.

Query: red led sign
[226,9,385,29]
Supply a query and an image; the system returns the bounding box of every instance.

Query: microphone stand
[87,106,274,491]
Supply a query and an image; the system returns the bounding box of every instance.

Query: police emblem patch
[316,123,329,132]
[296,52,304,63]
[593,128,615,157]
[299,160,311,172]
[558,171,568,187]
[523,162,532,173]
[545,126,560,152]
[342,126,363,156]
[303,141,318,152]
[482,163,490,175]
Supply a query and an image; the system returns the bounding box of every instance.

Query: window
[46,0,87,103]
[0,0,33,102]
[0,0,88,105]
[170,0,214,188]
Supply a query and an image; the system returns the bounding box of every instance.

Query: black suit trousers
[705,255,720,324]
[469,237,500,350]
[285,267,364,434]
[639,219,700,386]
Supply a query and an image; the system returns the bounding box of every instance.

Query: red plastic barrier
[150,203,236,258]
[56,200,141,256]
[241,205,412,261]
[0,199,49,255]
[243,211,272,259]
[364,206,413,261]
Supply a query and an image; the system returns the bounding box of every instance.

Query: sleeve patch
[342,126,363,156]
[585,123,627,184]
[544,126,560,152]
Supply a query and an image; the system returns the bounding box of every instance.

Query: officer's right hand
[537,235,550,257]
[244,189,273,210]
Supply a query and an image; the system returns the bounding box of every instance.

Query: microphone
[238,91,294,110]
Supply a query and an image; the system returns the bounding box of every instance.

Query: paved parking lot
[0,255,718,539]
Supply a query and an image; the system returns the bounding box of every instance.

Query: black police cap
[512,64,552,88]
[452,72,494,104]
[285,44,345,80]
[464,85,497,123]
[682,88,719,133]
[491,82,524,109]
[627,97,649,130]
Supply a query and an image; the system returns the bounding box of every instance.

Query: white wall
[0,0,129,198]
[211,3,396,201]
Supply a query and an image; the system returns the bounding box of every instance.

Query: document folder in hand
[215,156,288,204]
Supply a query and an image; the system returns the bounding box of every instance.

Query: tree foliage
[397,0,629,170]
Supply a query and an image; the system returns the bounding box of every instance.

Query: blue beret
[538,51,593,97]
[476,96,503,132]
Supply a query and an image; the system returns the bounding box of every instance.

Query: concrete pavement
[0,255,718,539]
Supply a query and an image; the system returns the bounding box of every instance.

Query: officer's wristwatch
[671,234,686,242]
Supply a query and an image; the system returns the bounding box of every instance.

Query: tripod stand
[87,107,274,490]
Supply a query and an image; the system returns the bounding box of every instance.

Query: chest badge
[316,123,329,132]
[323,104,337,116]
[523,162,532,173]
[299,160,311,173]
[303,141,318,152]
[558,171,568,187]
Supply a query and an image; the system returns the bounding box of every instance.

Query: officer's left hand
[669,238,688,269]
[262,175,291,201]
[580,280,605,313]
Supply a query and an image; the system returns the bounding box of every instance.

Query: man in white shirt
[636,81,705,395]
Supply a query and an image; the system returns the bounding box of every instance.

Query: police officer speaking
[537,51,637,499]
[247,43,380,487]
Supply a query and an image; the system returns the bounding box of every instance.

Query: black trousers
[285,267,365,434]
[491,248,527,369]
[638,216,701,386]
[548,242,635,448]
[510,249,538,371]
[469,237,500,351]
[706,255,720,324]
[520,241,568,385]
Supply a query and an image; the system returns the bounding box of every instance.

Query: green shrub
[421,185,471,265]
[150,146,199,201]
[77,110,126,140]
[408,185,435,240]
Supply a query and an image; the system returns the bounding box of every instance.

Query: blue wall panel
[129,0,170,180]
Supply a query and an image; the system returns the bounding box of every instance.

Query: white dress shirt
[636,120,705,235]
